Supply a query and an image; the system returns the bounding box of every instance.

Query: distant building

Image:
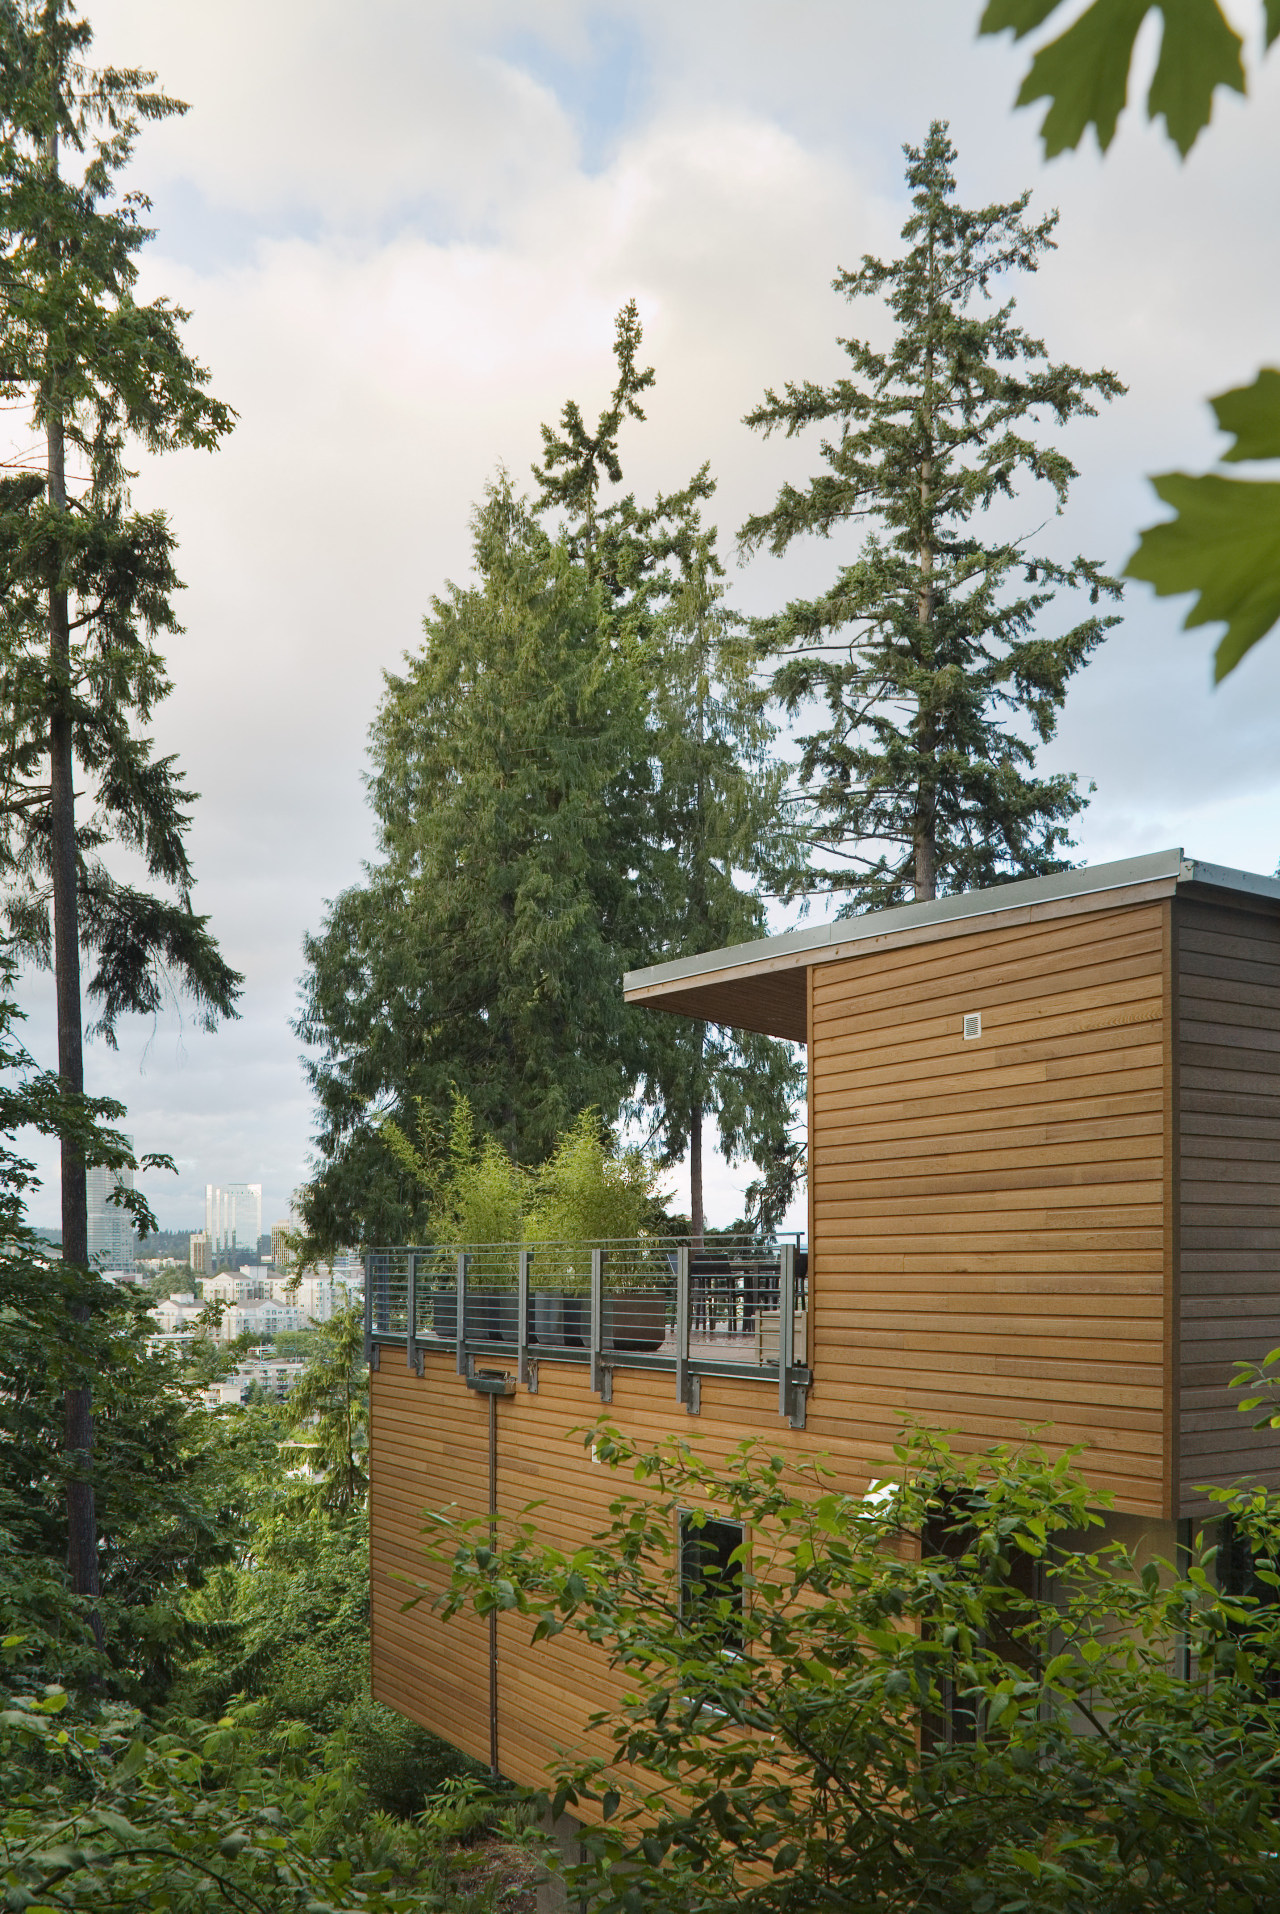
[205,1181,263,1259]
[150,1292,203,1337]
[204,1270,270,1307]
[270,1269,361,1323]
[202,1355,308,1408]
[220,1296,305,1341]
[189,1230,211,1277]
[271,1213,301,1269]
[87,1155,135,1272]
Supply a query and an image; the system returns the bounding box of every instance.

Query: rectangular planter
[467,1291,519,1345]
[604,1288,669,1353]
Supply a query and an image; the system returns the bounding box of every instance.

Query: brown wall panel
[809,901,1170,1515]
[1176,898,1280,1514]
[369,1357,823,1799]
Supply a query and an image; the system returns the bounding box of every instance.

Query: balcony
[364,1236,810,1425]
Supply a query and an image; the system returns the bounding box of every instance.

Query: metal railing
[365,1236,810,1424]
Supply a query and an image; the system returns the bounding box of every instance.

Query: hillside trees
[298,481,650,1247]
[740,122,1123,911]
[632,532,803,1238]
[533,304,804,1236]
[301,313,804,1248]
[0,0,239,1607]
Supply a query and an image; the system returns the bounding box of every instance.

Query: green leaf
[1015,0,1150,155]
[113,1737,148,1782]
[1147,0,1245,156]
[979,0,1061,33]
[1269,0,1280,45]
[1002,0,1244,157]
[1215,369,1280,463]
[1126,472,1280,679]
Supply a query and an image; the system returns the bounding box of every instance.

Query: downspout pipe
[467,1370,516,1776]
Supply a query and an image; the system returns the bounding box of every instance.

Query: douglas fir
[741,122,1124,910]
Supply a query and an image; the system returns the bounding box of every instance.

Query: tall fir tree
[0,1,239,1610]
[634,529,803,1241]
[535,308,803,1240]
[296,481,649,1248]
[740,122,1124,911]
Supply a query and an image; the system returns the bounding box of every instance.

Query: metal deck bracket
[600,1363,613,1404]
[405,1251,418,1374]
[777,1244,795,1419]
[455,1252,468,1376]
[370,1341,381,1371]
[674,1246,691,1407]
[516,1249,530,1386]
[526,1359,539,1395]
[590,1248,606,1396]
[686,1373,701,1416]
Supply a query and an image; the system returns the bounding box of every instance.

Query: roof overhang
[622,850,1280,1043]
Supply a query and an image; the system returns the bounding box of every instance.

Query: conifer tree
[635,532,803,1241]
[297,481,648,1247]
[740,122,1124,910]
[536,309,803,1240]
[0,1,239,1609]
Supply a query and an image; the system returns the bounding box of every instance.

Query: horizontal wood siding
[370,1357,818,1798]
[809,902,1169,1514]
[1177,897,1280,1512]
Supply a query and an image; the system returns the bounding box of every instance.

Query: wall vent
[962,1012,982,1041]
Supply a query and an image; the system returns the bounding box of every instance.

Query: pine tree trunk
[690,1096,704,1249]
[46,123,100,1626]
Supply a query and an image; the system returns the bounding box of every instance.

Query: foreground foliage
[977,1,1280,681]
[425,1426,1280,1913]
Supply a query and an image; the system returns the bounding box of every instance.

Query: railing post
[590,1247,605,1396]
[406,1251,418,1373]
[778,1242,795,1420]
[675,1246,691,1407]
[456,1251,468,1376]
[517,1249,529,1387]
[363,1252,373,1364]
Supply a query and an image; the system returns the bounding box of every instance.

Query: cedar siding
[808,900,1169,1516]
[1177,896,1280,1512]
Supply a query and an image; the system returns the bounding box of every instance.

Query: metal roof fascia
[1180,857,1280,905]
[623,848,1188,996]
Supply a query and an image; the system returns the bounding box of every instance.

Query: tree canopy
[740,123,1122,911]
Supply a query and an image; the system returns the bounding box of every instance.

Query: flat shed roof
[622,849,1280,1043]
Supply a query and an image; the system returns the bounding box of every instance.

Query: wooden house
[367,848,1280,1790]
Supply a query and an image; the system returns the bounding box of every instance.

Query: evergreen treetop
[741,121,1125,911]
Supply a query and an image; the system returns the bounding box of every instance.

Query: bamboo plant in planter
[381,1095,525,1344]
[381,1099,670,1350]
[524,1116,669,1352]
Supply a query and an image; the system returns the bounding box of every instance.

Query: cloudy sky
[14,0,1280,1235]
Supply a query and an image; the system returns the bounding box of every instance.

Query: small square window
[962,1012,982,1041]
[679,1513,744,1651]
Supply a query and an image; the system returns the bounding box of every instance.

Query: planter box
[531,1290,589,1348]
[467,1291,519,1345]
[424,1291,457,1342]
[604,1287,669,1353]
